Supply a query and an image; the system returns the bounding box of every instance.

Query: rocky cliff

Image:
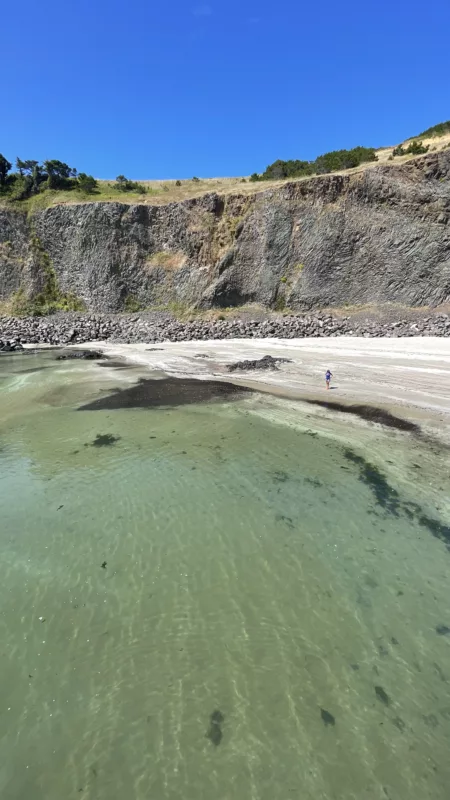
[1,150,449,312]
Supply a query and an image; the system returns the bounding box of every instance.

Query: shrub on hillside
[262,159,313,180]
[392,141,429,157]
[114,175,146,193]
[77,173,98,193]
[254,147,377,182]
[416,120,450,138]
[314,147,377,174]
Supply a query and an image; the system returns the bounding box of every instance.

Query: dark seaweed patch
[343,449,401,514]
[275,514,295,529]
[79,377,252,410]
[97,361,135,370]
[418,514,450,549]
[436,624,450,636]
[343,448,450,550]
[272,470,289,483]
[320,708,335,726]
[304,400,420,433]
[375,686,390,706]
[91,434,121,447]
[305,477,323,488]
[206,710,224,746]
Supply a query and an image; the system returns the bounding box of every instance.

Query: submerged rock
[206,710,224,746]
[56,349,105,360]
[375,685,390,706]
[90,434,121,447]
[436,624,450,636]
[320,708,336,727]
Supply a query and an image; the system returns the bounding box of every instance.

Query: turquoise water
[1,352,450,800]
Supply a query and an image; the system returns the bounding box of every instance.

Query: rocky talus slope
[0,311,449,346]
[0,150,449,314]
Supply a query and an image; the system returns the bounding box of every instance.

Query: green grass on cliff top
[2,127,449,213]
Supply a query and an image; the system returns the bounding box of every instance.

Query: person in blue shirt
[325,369,332,389]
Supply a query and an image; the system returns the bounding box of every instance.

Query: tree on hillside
[262,159,313,180]
[114,175,146,194]
[32,163,43,194]
[0,154,12,186]
[16,158,39,176]
[77,173,98,193]
[43,159,77,189]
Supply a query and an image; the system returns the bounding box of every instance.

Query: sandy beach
[72,336,450,431]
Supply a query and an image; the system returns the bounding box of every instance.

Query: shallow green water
[1,352,450,800]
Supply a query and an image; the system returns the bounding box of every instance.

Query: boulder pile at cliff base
[0,312,449,347]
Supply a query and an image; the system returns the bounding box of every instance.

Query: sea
[1,350,449,800]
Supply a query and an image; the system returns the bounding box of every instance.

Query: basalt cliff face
[0,151,449,312]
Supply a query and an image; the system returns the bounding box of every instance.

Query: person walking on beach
[325,369,332,389]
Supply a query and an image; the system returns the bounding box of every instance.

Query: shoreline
[67,337,450,441]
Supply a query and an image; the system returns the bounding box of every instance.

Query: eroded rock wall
[1,151,449,312]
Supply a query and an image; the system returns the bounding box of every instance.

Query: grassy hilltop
[0,121,449,212]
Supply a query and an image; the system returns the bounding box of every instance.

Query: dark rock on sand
[0,339,24,353]
[227,354,291,372]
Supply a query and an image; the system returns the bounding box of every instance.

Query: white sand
[73,336,450,428]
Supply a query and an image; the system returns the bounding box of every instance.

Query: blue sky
[2,0,449,179]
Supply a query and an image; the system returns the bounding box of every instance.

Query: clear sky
[2,0,449,179]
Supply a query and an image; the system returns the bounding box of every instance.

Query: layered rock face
[0,150,449,313]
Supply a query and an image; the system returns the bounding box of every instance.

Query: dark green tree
[32,163,43,194]
[77,173,98,193]
[0,154,12,186]
[19,158,39,175]
[43,159,77,189]
[114,175,146,193]
[16,157,26,176]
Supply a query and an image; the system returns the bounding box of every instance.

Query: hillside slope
[0,149,449,313]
